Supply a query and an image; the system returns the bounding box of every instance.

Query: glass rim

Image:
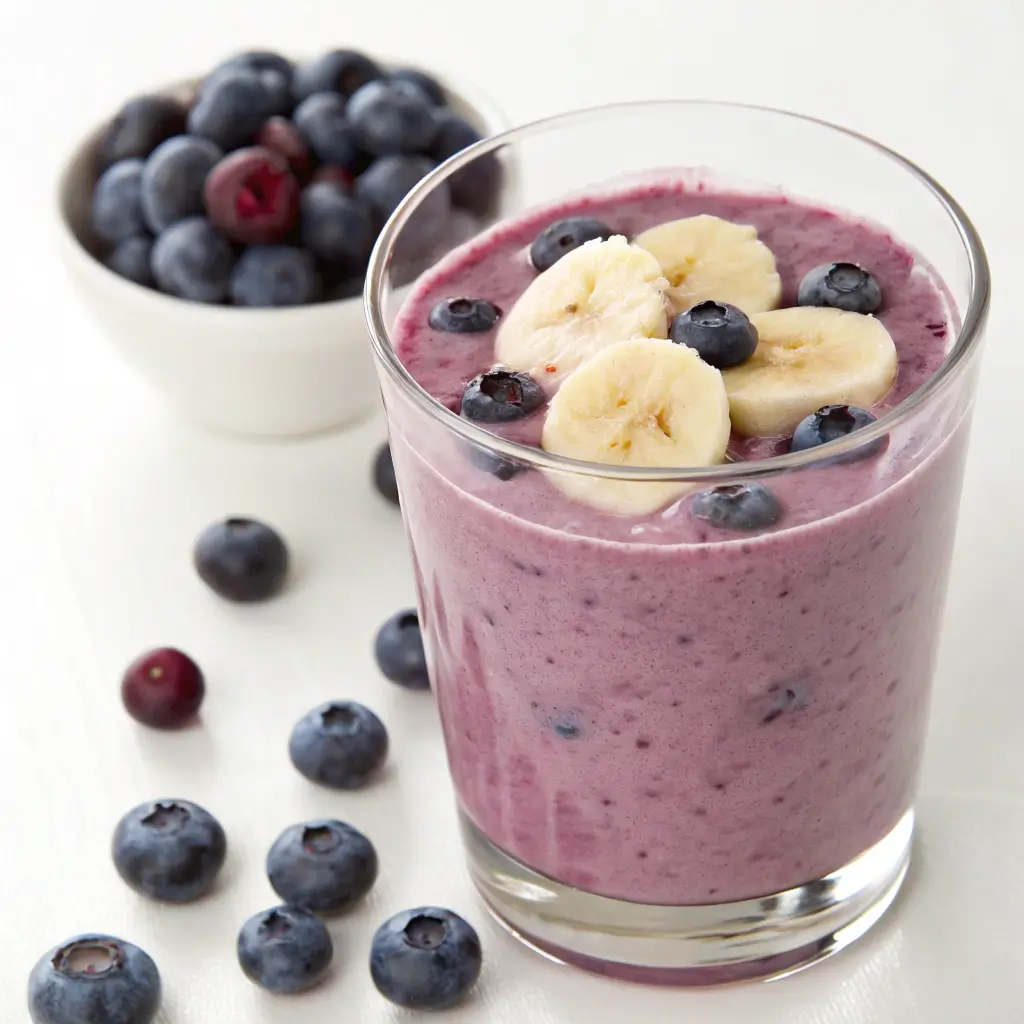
[364,99,990,482]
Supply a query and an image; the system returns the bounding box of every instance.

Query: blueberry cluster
[89,48,499,306]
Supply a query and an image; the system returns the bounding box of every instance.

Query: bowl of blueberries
[56,48,509,438]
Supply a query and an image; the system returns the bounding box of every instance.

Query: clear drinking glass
[364,101,989,984]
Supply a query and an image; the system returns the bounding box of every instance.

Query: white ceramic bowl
[56,63,509,439]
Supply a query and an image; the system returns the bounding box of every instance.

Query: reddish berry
[257,117,312,182]
[121,648,205,729]
[203,146,299,245]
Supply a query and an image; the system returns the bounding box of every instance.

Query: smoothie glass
[365,102,989,984]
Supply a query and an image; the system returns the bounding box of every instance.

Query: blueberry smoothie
[385,178,966,907]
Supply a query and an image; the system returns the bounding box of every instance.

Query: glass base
[461,808,913,986]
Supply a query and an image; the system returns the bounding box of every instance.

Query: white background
[2,0,1021,1019]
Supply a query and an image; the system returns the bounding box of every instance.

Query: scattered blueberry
[104,235,155,287]
[188,70,276,151]
[790,404,883,462]
[299,182,375,267]
[293,49,384,101]
[91,159,147,244]
[369,907,482,1010]
[372,442,400,506]
[428,297,500,334]
[348,79,438,156]
[237,906,333,994]
[289,700,389,788]
[193,516,289,603]
[230,245,321,307]
[257,116,312,180]
[356,155,449,251]
[207,52,295,117]
[429,111,498,215]
[293,92,363,168]
[797,262,882,313]
[140,135,222,233]
[670,300,759,369]
[203,145,300,245]
[151,216,235,303]
[374,609,429,690]
[530,216,615,272]
[101,95,186,167]
[461,371,543,423]
[691,484,783,532]
[28,934,161,1024]
[468,445,527,481]
[267,819,378,914]
[112,799,227,902]
[121,647,205,729]
[389,67,446,106]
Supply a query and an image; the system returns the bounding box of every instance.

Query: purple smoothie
[386,179,966,905]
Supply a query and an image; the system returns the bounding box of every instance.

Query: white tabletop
[2,0,1020,1019]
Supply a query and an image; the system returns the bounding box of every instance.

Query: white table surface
[2,0,1020,1019]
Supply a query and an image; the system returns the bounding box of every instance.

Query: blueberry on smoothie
[289,700,389,788]
[791,404,882,462]
[374,609,429,689]
[797,262,882,313]
[428,297,500,334]
[691,484,782,532]
[529,216,615,272]
[237,906,333,994]
[670,300,758,369]
[461,371,544,423]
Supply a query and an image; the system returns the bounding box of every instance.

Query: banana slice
[723,307,898,437]
[495,235,668,382]
[541,338,731,515]
[634,215,782,317]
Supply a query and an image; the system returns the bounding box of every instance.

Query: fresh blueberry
[530,216,615,272]
[140,135,223,233]
[208,52,295,116]
[230,245,321,307]
[121,647,205,729]
[151,217,235,303]
[356,155,449,252]
[299,182,375,267]
[28,934,161,1024]
[214,50,294,81]
[347,79,438,156]
[289,700,389,788]
[293,49,385,101]
[91,159,147,244]
[187,70,276,151]
[237,906,333,994]
[112,799,227,902]
[670,300,759,369]
[691,484,783,532]
[790,404,883,462]
[193,516,289,602]
[257,116,312,180]
[267,819,378,914]
[429,111,499,215]
[427,297,500,334]
[374,609,429,690]
[389,67,446,106]
[372,442,400,506]
[461,371,543,423]
[104,235,155,287]
[293,92,363,168]
[468,445,527,481]
[369,907,482,1010]
[100,95,186,167]
[203,146,300,245]
[797,262,882,313]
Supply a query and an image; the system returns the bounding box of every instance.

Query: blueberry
[111,799,227,902]
[372,442,400,506]
[230,245,320,307]
[428,297,500,334]
[100,95,186,167]
[214,50,294,81]
[670,300,758,369]
[289,700,389,788]
[347,79,438,156]
[237,906,333,994]
[188,70,277,151]
[208,51,295,116]
[530,216,615,272]
[140,135,223,233]
[468,445,527,481]
[293,49,385,101]
[193,517,289,602]
[28,934,161,1024]
[691,484,783,532]
[299,182,376,267]
[267,819,378,914]
[461,371,543,423]
[790,404,883,462]
[151,217,235,303]
[204,146,300,245]
[104,235,155,287]
[369,907,482,1010]
[389,67,446,106]
[293,92,363,168]
[91,159,146,244]
[374,609,429,689]
[121,647,205,729]
[429,111,499,215]
[356,155,449,251]
[797,262,882,313]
